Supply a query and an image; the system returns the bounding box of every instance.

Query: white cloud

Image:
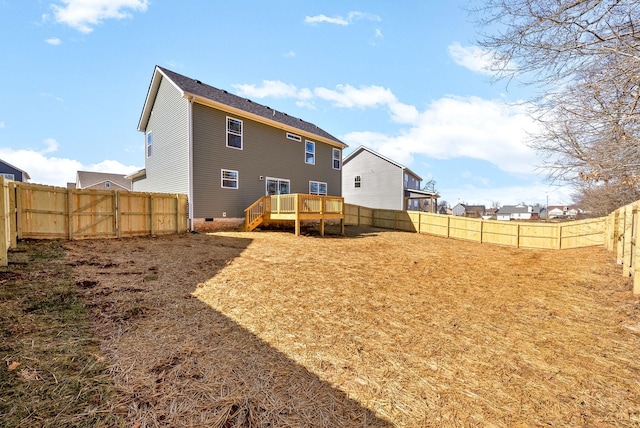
[447,42,496,75]
[448,42,517,77]
[51,0,149,33]
[284,50,296,58]
[233,80,313,101]
[45,37,61,45]
[314,84,396,109]
[374,28,383,39]
[342,95,539,175]
[0,140,141,187]
[305,14,348,26]
[232,78,540,178]
[305,10,381,26]
[0,121,5,129]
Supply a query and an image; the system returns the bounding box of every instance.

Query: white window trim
[332,148,341,170]
[221,169,239,189]
[226,116,243,150]
[146,131,152,158]
[354,175,361,188]
[309,180,327,195]
[305,140,315,165]
[286,132,301,142]
[265,177,291,195]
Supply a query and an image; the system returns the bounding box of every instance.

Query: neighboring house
[496,204,533,221]
[341,146,438,211]
[130,66,346,229]
[0,159,30,182]
[548,205,582,218]
[73,171,132,191]
[483,207,498,219]
[452,204,486,218]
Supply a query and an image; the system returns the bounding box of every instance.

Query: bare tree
[572,182,640,217]
[472,0,640,186]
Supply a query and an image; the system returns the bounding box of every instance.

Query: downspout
[187,96,195,230]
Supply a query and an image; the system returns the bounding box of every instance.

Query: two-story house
[341,146,438,211]
[130,66,347,230]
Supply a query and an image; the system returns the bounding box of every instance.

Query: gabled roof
[497,205,530,215]
[76,171,132,190]
[342,145,422,181]
[138,66,346,148]
[0,159,30,180]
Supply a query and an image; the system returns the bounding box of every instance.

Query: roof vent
[195,79,202,84]
[246,99,252,103]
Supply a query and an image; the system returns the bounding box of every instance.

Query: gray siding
[191,103,342,218]
[132,77,190,194]
[342,150,403,210]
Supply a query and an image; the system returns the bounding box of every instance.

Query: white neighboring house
[496,204,534,221]
[73,171,132,191]
[341,146,438,211]
[548,205,582,218]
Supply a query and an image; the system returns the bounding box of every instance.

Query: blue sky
[0,0,574,207]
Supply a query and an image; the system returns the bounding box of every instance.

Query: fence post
[9,182,17,248]
[623,204,634,276]
[67,188,74,240]
[149,194,155,236]
[115,192,121,239]
[558,224,563,250]
[616,208,625,264]
[1,177,7,266]
[634,206,640,294]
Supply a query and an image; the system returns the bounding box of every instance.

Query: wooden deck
[245,194,344,236]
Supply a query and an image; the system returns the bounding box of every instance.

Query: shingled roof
[139,66,345,147]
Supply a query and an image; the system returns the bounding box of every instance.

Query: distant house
[0,159,30,182]
[483,207,498,219]
[130,66,346,230]
[548,205,582,218]
[341,146,438,211]
[452,204,486,218]
[73,171,132,191]
[496,204,534,221]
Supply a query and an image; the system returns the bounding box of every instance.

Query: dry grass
[0,240,126,427]
[61,226,640,427]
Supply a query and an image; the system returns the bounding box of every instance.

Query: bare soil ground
[65,226,640,427]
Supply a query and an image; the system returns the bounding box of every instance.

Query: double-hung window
[221,169,239,189]
[305,140,315,165]
[332,148,341,170]
[146,131,152,158]
[309,181,327,195]
[354,176,361,188]
[227,117,243,149]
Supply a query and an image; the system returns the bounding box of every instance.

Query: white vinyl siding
[342,149,405,210]
[133,77,190,195]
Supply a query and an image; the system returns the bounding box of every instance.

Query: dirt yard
[66,226,640,427]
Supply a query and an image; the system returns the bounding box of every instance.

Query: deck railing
[244,194,344,234]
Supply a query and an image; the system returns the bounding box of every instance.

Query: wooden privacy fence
[345,204,605,250]
[605,200,640,294]
[0,178,189,266]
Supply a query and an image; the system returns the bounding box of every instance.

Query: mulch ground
[65,226,640,427]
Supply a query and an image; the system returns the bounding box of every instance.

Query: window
[226,117,243,149]
[266,177,290,195]
[332,148,341,170]
[305,140,315,165]
[354,175,361,188]
[146,131,152,158]
[105,181,111,189]
[286,132,301,142]
[221,169,239,189]
[2,173,15,181]
[309,181,327,195]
